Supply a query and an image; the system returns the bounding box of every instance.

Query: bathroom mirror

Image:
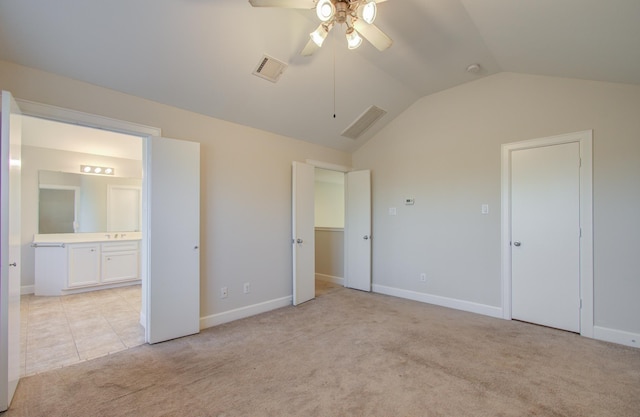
[38,170,142,234]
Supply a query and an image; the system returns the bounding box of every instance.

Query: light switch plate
[481,204,489,215]
[389,207,397,216]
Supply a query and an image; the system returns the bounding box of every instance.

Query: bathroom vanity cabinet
[33,233,141,296]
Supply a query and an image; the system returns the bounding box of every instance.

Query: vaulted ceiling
[1,0,639,152]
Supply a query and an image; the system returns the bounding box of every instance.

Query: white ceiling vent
[252,54,288,83]
[341,105,387,140]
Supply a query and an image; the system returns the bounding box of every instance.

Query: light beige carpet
[4,283,639,416]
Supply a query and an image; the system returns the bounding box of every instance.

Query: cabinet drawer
[102,241,139,252]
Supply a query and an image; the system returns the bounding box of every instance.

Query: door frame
[501,130,593,337]
[14,98,160,338]
[304,160,351,285]
[303,160,372,292]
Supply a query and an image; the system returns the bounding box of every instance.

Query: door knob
[296,238,303,244]
[9,262,17,267]
[513,241,521,247]
[363,235,369,240]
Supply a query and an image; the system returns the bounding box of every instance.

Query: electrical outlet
[243,282,250,294]
[420,273,427,282]
[220,287,228,299]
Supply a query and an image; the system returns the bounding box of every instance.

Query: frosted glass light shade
[310,24,329,47]
[346,28,362,49]
[316,0,335,22]
[361,1,376,24]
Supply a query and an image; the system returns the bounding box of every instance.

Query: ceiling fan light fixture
[346,27,362,49]
[361,0,377,24]
[310,24,329,47]
[316,0,335,22]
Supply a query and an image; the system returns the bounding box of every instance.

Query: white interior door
[292,161,315,305]
[144,136,200,344]
[511,142,581,332]
[345,170,371,292]
[1,91,21,411]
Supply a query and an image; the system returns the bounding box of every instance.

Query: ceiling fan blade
[353,20,393,51]
[301,38,320,56]
[249,0,314,8]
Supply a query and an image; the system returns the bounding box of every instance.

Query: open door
[345,170,371,291]
[144,136,200,344]
[1,91,21,411]
[292,162,315,305]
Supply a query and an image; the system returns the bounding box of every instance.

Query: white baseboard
[593,326,639,348]
[21,285,35,295]
[200,296,292,330]
[372,284,503,319]
[316,274,344,286]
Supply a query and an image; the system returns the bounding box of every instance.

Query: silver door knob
[363,235,369,240]
[296,238,303,244]
[513,241,521,247]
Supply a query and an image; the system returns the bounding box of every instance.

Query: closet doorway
[314,168,345,289]
[292,161,371,305]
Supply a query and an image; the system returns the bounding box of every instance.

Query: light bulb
[94,167,102,174]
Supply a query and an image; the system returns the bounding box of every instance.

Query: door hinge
[580,299,583,309]
[579,228,582,238]
[579,157,582,168]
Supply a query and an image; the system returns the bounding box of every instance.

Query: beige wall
[1,60,351,319]
[314,180,344,228]
[315,229,344,280]
[353,72,640,337]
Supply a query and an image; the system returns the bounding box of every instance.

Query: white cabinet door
[102,252,138,282]
[68,244,100,287]
[145,136,200,344]
[1,90,21,411]
[102,242,139,282]
[345,170,371,292]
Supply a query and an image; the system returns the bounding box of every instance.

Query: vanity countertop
[33,232,142,244]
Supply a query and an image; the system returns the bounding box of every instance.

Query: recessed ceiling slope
[0,0,638,153]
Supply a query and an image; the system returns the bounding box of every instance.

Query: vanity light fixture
[80,165,115,176]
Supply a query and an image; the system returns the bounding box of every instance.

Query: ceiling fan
[249,0,392,56]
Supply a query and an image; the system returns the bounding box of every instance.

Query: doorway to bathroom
[21,115,144,375]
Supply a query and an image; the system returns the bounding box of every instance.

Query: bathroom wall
[21,145,142,291]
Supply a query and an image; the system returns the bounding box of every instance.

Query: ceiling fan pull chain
[333,33,336,119]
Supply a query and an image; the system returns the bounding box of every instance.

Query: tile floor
[20,285,144,376]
